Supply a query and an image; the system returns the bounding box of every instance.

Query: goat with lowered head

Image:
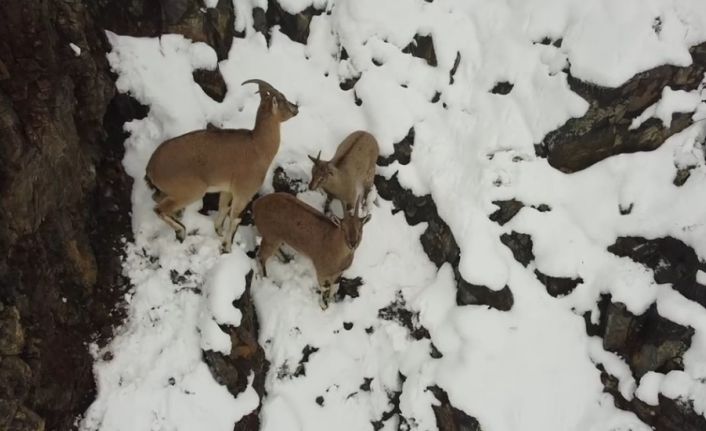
[253,192,370,309]
[145,79,298,252]
[309,130,379,212]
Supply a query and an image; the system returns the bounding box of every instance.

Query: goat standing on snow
[308,130,379,213]
[145,79,298,252]
[253,192,370,309]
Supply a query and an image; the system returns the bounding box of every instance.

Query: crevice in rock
[449,52,461,85]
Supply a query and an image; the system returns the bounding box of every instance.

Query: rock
[0,307,24,356]
[490,81,513,95]
[533,270,583,297]
[203,272,266,429]
[377,128,414,167]
[378,292,430,341]
[335,276,363,301]
[98,0,235,60]
[673,167,693,186]
[271,166,307,195]
[608,236,706,308]
[488,199,524,226]
[375,132,513,311]
[193,69,228,102]
[499,231,534,267]
[590,295,699,429]
[601,369,706,431]
[456,278,513,311]
[257,1,325,45]
[8,405,44,431]
[427,385,482,431]
[0,356,32,403]
[403,34,438,67]
[449,52,461,84]
[587,295,693,379]
[540,42,706,172]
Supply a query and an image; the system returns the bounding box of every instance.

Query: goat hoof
[176,231,186,242]
[318,293,330,310]
[220,242,232,254]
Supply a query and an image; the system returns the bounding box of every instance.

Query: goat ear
[271,97,279,113]
[362,214,371,224]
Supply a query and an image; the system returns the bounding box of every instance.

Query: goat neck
[252,97,281,158]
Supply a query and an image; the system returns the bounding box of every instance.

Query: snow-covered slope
[81,0,706,430]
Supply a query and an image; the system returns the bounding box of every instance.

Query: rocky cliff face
[0,1,704,430]
[0,1,234,429]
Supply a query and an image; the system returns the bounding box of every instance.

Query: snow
[70,42,82,56]
[631,86,705,129]
[83,0,706,430]
[698,270,706,285]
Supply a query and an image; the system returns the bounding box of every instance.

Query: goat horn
[242,79,280,97]
[316,150,321,162]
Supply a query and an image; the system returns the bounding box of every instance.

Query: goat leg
[214,192,232,236]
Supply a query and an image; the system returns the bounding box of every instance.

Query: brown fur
[253,192,370,308]
[145,80,298,251]
[309,130,380,211]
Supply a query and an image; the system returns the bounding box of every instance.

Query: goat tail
[144,174,165,202]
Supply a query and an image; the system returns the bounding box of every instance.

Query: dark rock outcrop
[585,296,692,379]
[204,272,267,430]
[490,81,513,95]
[585,295,701,429]
[608,236,706,308]
[0,0,249,429]
[254,0,325,45]
[0,0,129,428]
[534,270,583,298]
[499,231,534,267]
[601,370,706,431]
[403,34,437,67]
[428,386,482,431]
[540,42,706,172]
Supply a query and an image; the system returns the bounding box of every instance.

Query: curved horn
[242,79,280,96]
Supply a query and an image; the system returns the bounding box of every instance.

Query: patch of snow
[631,86,705,129]
[69,42,81,56]
[698,270,706,285]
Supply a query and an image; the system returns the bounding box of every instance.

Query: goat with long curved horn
[145,79,299,252]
